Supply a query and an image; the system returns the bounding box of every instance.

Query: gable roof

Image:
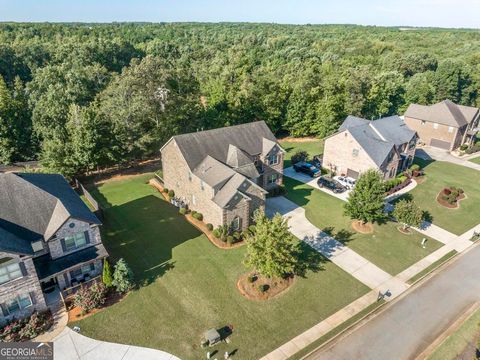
[336,115,416,167]
[167,121,278,171]
[0,173,100,255]
[404,100,479,128]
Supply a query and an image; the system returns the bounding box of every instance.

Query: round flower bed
[436,186,466,209]
[351,220,374,234]
[237,272,294,301]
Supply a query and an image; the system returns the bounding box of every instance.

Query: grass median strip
[407,250,457,285]
[288,300,386,360]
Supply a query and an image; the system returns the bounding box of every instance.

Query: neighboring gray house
[323,115,417,180]
[161,121,284,230]
[0,173,107,324]
[404,100,480,150]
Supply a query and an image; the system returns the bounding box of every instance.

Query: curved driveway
[306,244,480,360]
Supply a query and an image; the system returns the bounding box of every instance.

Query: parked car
[334,176,356,189]
[293,162,321,177]
[317,176,347,193]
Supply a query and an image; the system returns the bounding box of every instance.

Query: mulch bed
[397,226,413,235]
[351,221,374,234]
[237,272,294,301]
[67,291,126,323]
[436,192,466,209]
[149,178,245,250]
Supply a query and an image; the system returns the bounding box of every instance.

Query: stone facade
[49,219,102,259]
[56,259,103,290]
[162,136,277,230]
[0,253,47,324]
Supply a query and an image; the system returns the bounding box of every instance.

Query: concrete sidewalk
[266,197,408,295]
[53,328,180,360]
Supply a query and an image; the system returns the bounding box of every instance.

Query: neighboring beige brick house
[323,115,417,180]
[0,173,107,324]
[404,99,479,151]
[161,121,284,231]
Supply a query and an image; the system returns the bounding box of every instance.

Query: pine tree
[112,258,134,293]
[244,210,298,279]
[102,258,113,288]
[393,199,424,230]
[344,169,386,225]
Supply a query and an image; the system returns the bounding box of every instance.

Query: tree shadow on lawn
[100,194,202,288]
[294,242,328,278]
[322,226,356,246]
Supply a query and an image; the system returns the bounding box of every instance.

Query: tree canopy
[0,23,479,175]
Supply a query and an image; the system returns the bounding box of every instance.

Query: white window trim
[268,154,280,166]
[64,232,87,252]
[0,261,23,285]
[6,294,32,315]
[232,217,241,231]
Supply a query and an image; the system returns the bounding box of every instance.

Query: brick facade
[404,116,462,150]
[260,145,284,190]
[0,253,47,324]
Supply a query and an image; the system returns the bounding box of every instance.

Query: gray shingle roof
[193,155,237,189]
[337,115,416,167]
[404,100,479,128]
[0,173,101,254]
[169,121,278,170]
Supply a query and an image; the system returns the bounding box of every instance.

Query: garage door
[430,138,451,150]
[346,168,360,179]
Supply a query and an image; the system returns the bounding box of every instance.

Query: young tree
[393,199,424,230]
[102,258,113,288]
[344,169,386,225]
[112,258,134,293]
[244,210,298,279]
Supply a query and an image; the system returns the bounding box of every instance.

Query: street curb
[297,239,480,359]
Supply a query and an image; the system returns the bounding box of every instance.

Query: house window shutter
[29,292,36,305]
[19,262,27,277]
[60,239,67,252]
[84,231,91,244]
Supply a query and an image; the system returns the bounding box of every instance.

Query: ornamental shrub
[73,282,107,314]
[247,275,256,283]
[206,223,213,231]
[291,150,308,165]
[179,207,187,215]
[192,212,203,221]
[112,258,134,293]
[168,190,175,198]
[102,258,113,288]
[163,188,169,193]
[212,229,220,238]
[410,164,421,172]
[258,284,268,293]
[226,235,234,245]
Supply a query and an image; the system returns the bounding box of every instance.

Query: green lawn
[401,159,480,235]
[469,156,480,165]
[71,174,370,359]
[284,177,443,276]
[279,138,324,168]
[428,307,480,360]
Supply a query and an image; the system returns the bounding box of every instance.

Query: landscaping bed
[436,187,465,209]
[0,310,53,342]
[237,272,294,301]
[71,174,370,360]
[284,177,443,275]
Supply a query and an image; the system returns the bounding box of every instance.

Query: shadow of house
[99,194,202,287]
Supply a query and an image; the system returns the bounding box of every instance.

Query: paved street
[305,244,480,360]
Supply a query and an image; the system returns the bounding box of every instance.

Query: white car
[334,176,356,189]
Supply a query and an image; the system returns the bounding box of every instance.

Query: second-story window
[64,232,87,252]
[5,294,32,315]
[0,260,23,284]
[268,154,280,166]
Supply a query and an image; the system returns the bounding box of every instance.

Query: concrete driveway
[53,328,180,360]
[305,244,480,360]
[416,146,480,171]
[283,167,351,201]
[266,197,407,295]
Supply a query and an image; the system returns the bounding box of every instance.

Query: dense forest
[0,22,479,176]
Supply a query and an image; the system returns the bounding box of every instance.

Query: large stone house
[323,115,417,180]
[0,173,107,324]
[161,121,284,231]
[404,100,479,151]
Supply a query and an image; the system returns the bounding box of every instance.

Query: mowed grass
[403,159,480,235]
[279,138,324,168]
[469,156,480,165]
[71,174,370,359]
[427,307,480,360]
[284,177,443,276]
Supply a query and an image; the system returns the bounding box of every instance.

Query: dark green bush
[179,208,187,215]
[168,190,175,198]
[192,212,203,221]
[258,284,268,293]
[291,150,308,165]
[212,229,220,238]
[247,275,256,283]
[410,164,420,172]
[226,235,234,245]
[248,225,256,234]
[206,223,213,231]
[460,144,469,151]
[163,188,169,193]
